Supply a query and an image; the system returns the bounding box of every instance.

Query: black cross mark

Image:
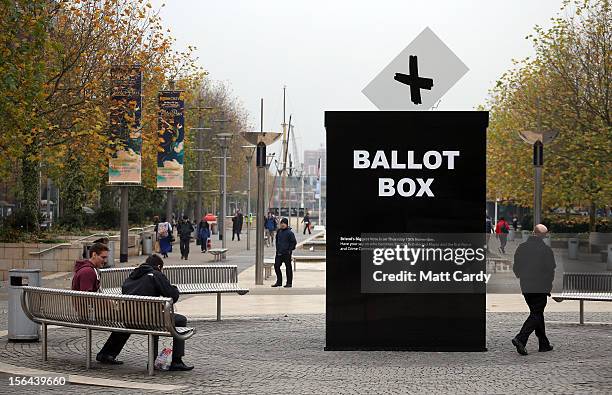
[394,55,434,105]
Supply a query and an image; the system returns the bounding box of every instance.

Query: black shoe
[512,338,528,356]
[284,284,292,288]
[539,343,554,352]
[169,361,194,371]
[271,283,282,287]
[96,354,124,365]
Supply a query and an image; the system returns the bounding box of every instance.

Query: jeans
[303,224,311,235]
[499,234,508,252]
[98,313,188,362]
[274,253,293,286]
[180,238,190,258]
[232,231,241,241]
[516,293,550,347]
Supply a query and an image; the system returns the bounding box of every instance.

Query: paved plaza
[0,312,610,394]
[0,232,610,394]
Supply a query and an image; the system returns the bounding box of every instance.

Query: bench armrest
[163,300,195,341]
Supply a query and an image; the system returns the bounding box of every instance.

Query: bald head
[533,224,548,237]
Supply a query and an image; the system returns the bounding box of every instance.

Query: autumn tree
[0,0,203,230]
[486,0,611,230]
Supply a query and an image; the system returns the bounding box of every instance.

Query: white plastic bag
[154,347,173,371]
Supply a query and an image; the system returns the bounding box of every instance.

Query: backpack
[158,222,169,238]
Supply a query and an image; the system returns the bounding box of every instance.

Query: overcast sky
[152,0,564,159]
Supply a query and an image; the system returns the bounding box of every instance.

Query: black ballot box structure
[325,111,489,351]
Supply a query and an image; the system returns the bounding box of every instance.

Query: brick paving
[0,311,610,394]
[1,230,611,394]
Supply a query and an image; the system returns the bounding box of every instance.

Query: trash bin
[568,238,578,260]
[8,269,41,341]
[142,232,153,255]
[607,244,612,271]
[508,229,515,241]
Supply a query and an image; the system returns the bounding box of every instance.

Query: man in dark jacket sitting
[511,224,556,356]
[96,255,194,371]
[272,218,297,288]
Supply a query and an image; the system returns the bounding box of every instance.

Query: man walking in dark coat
[178,215,194,260]
[96,255,194,370]
[511,224,556,355]
[272,218,297,288]
[232,209,244,241]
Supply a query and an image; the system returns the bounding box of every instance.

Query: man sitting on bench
[96,255,194,371]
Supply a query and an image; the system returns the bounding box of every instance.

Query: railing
[27,225,155,257]
[28,233,111,256]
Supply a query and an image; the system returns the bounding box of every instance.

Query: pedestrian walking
[232,209,244,241]
[179,215,194,260]
[495,217,510,254]
[512,215,519,231]
[485,212,493,252]
[264,212,277,247]
[272,218,297,288]
[197,219,211,253]
[511,224,556,356]
[171,215,177,238]
[96,255,194,370]
[301,212,312,235]
[155,216,173,258]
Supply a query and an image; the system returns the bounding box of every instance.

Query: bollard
[106,240,115,267]
[568,238,578,260]
[607,244,612,271]
[8,269,41,341]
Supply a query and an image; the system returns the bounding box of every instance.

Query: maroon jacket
[72,259,100,292]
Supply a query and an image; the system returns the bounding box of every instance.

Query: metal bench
[100,265,249,320]
[292,255,326,271]
[208,248,229,261]
[20,286,194,376]
[552,272,612,324]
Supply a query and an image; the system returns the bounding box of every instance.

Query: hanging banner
[108,65,143,184]
[156,90,185,188]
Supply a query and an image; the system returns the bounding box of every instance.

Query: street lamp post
[215,132,233,249]
[241,130,281,285]
[518,125,558,227]
[243,145,256,250]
